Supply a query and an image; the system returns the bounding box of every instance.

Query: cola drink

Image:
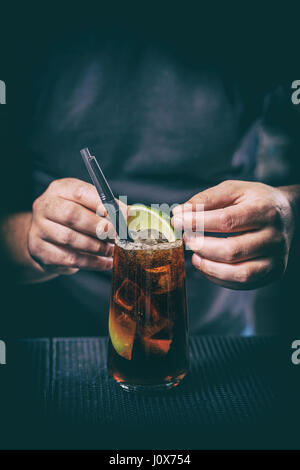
[107,233,189,391]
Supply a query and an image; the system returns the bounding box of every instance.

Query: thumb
[173,180,244,214]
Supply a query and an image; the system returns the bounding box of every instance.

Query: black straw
[80,147,132,241]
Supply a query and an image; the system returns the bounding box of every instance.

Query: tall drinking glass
[107,235,189,392]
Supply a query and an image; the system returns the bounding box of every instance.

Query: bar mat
[9,336,299,449]
[50,336,277,426]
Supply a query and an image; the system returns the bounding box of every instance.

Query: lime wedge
[127,204,177,242]
[109,312,136,360]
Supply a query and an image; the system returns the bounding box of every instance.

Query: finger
[173,202,273,233]
[184,227,281,263]
[97,198,128,221]
[37,240,113,271]
[192,253,274,285]
[45,267,79,276]
[49,178,128,221]
[49,178,104,213]
[96,217,117,241]
[43,197,115,238]
[173,180,245,215]
[40,219,114,256]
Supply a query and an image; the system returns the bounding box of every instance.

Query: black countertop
[1,335,299,449]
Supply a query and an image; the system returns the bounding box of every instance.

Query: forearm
[0,212,58,284]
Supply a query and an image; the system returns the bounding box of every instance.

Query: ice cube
[143,338,172,355]
[144,264,172,294]
[109,311,136,360]
[145,257,185,294]
[140,316,172,338]
[136,293,159,323]
[136,298,173,355]
[114,279,141,311]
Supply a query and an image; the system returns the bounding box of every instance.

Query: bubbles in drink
[131,228,168,245]
[118,229,180,251]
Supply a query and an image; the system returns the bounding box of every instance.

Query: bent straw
[80,147,133,241]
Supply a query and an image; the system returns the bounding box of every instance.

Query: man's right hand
[28,178,117,275]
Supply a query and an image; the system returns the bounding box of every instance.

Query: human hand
[172,180,295,289]
[28,178,121,275]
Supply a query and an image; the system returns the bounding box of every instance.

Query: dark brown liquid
[107,239,189,388]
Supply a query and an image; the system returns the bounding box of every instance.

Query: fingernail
[171,216,183,229]
[172,205,183,215]
[183,232,190,245]
[193,254,201,268]
[183,236,192,251]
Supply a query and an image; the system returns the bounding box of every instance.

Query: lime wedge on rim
[127,204,178,242]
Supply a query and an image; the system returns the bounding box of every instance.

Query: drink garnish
[127,204,177,243]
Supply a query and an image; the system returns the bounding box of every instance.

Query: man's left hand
[172,180,297,290]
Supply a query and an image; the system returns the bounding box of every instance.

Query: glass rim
[115,236,183,251]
